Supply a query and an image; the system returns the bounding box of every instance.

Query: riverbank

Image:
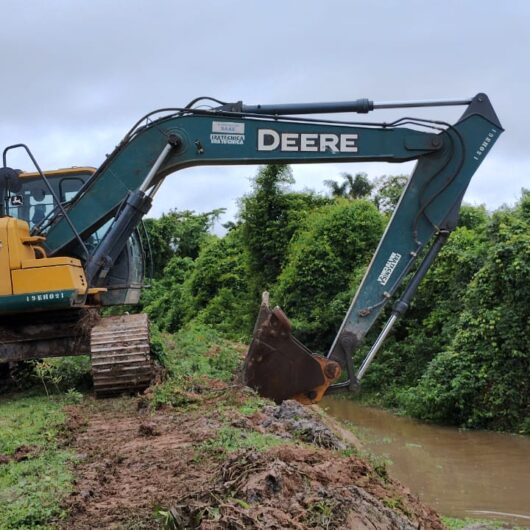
[1,322,527,529]
[2,386,447,529]
[2,388,528,529]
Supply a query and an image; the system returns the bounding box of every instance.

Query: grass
[303,498,340,528]
[155,322,242,382]
[196,425,288,460]
[150,322,245,410]
[442,516,526,529]
[0,392,76,529]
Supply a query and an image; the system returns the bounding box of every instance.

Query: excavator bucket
[244,293,341,404]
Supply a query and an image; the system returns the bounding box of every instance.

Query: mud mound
[170,445,444,530]
[59,393,445,529]
[60,403,215,529]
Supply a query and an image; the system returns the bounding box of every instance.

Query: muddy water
[321,397,530,527]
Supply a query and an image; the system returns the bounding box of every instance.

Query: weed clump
[149,322,244,409]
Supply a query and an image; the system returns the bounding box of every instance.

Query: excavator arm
[244,95,504,402]
[2,93,503,402]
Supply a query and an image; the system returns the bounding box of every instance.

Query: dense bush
[359,217,490,397]
[399,192,530,432]
[143,208,223,278]
[239,164,330,292]
[143,165,529,433]
[181,227,254,338]
[274,199,386,349]
[142,256,195,332]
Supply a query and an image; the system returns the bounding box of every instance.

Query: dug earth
[58,385,447,530]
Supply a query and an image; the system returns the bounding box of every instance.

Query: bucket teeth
[244,292,341,404]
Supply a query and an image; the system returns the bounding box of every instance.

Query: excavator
[0,93,503,401]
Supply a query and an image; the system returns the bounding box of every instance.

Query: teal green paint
[44,116,440,255]
[329,111,503,356]
[0,289,78,314]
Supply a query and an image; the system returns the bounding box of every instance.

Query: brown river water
[321,397,530,527]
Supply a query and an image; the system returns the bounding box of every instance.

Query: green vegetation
[303,498,340,528]
[442,516,526,530]
[0,394,75,529]
[274,197,385,349]
[385,193,530,433]
[142,165,529,433]
[148,322,244,409]
[196,425,287,459]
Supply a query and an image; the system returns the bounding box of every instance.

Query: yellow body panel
[12,264,87,295]
[7,219,35,270]
[0,221,13,295]
[0,217,89,297]
[21,257,81,269]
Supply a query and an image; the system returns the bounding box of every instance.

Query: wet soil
[59,388,446,529]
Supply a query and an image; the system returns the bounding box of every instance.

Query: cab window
[8,175,84,230]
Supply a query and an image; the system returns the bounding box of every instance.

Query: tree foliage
[143,208,224,278]
[142,167,529,433]
[275,199,386,348]
[181,227,254,338]
[399,192,530,432]
[239,164,329,291]
[324,172,374,200]
[373,174,409,213]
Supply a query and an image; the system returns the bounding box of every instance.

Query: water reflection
[321,397,530,527]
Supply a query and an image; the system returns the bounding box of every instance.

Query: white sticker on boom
[212,121,245,134]
[377,252,402,286]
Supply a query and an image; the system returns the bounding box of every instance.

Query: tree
[274,199,386,349]
[182,227,254,337]
[324,172,373,200]
[239,165,329,290]
[373,174,408,213]
[142,208,224,278]
[399,192,530,432]
[141,255,195,332]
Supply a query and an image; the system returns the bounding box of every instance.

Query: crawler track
[90,313,153,397]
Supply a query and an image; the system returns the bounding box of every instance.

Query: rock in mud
[260,399,347,449]
[138,421,160,437]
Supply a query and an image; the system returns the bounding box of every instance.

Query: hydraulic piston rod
[354,230,451,381]
[234,97,474,116]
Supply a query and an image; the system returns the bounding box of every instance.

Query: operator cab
[6,167,93,231]
[4,167,147,306]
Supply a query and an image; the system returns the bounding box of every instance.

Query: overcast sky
[1,0,528,227]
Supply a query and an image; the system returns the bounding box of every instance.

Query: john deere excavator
[0,93,502,400]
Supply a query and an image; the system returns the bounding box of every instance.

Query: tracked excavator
[0,93,502,400]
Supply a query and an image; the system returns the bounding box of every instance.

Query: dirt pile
[255,400,348,450]
[59,390,445,529]
[171,445,444,530]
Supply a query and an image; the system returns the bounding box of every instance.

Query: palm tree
[324,172,373,199]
